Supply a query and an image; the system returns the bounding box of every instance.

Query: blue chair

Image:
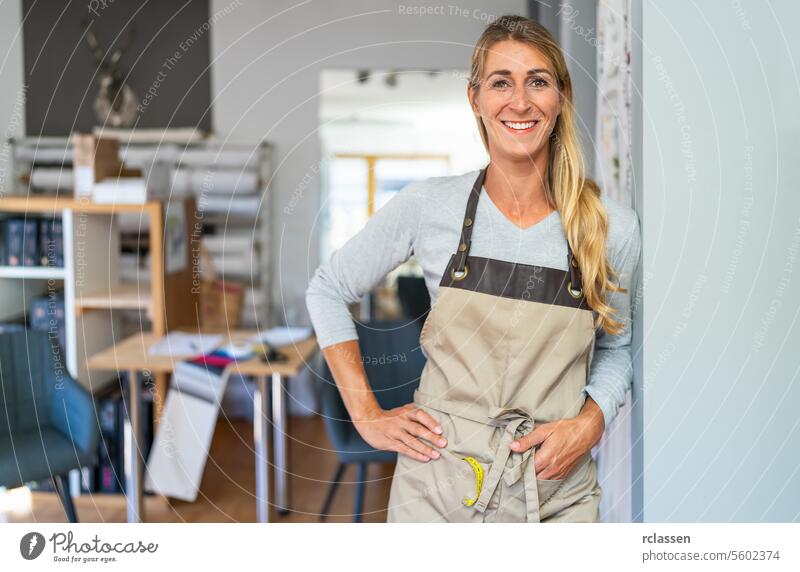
[318,319,426,522]
[0,331,100,522]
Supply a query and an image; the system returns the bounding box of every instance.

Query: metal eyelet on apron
[386,166,599,523]
[450,264,469,281]
[566,281,583,299]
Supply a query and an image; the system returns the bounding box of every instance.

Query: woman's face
[469,39,564,163]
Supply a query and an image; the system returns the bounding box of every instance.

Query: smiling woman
[306,13,642,523]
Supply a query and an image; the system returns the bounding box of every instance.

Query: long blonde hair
[469,14,626,335]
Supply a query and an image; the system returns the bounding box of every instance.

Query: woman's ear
[467,83,479,116]
[557,80,570,115]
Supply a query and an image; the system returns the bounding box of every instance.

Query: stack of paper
[203,232,259,277]
[93,177,153,204]
[175,148,260,169]
[171,167,259,196]
[30,167,74,191]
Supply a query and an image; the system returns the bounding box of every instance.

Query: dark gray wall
[22,0,212,135]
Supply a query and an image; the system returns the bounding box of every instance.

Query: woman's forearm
[322,339,381,422]
[577,396,605,448]
[322,339,446,462]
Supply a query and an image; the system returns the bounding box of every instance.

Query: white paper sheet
[144,391,219,502]
[147,332,223,357]
[251,326,312,348]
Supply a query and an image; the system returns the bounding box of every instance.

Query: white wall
[643,0,800,521]
[209,0,527,323]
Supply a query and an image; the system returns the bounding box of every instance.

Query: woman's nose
[509,85,531,111]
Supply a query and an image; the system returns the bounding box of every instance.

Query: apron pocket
[537,477,568,507]
[536,454,596,520]
[535,451,593,506]
[426,449,491,519]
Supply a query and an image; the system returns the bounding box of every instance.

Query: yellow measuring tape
[461,456,484,507]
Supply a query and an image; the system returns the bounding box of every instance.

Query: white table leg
[123,370,143,523]
[254,375,270,523]
[271,373,289,514]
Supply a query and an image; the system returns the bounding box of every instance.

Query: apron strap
[567,241,583,297]
[453,168,486,276]
[454,167,584,297]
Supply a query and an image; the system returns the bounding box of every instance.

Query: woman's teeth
[502,121,537,130]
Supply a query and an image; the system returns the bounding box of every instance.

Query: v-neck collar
[481,184,560,232]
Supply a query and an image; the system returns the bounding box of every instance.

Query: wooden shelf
[0,266,65,279]
[76,284,152,314]
[3,137,208,424]
[0,195,162,215]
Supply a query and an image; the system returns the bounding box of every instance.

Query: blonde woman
[306,14,641,522]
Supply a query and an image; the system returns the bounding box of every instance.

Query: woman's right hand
[354,403,448,462]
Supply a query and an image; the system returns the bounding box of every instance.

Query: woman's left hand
[508,401,605,481]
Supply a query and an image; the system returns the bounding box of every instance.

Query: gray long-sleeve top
[305,169,642,428]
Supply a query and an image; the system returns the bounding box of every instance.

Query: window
[327,155,449,252]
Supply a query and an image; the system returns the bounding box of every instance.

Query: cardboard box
[71,133,123,198]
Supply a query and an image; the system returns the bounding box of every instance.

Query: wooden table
[87,330,318,523]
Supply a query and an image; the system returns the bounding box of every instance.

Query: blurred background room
[2,0,797,528]
[0,0,638,524]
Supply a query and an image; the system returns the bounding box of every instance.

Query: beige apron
[386,167,601,523]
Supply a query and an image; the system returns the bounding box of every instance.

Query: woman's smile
[500,119,541,134]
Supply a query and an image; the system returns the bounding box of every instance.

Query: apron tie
[471,407,541,523]
[413,390,543,522]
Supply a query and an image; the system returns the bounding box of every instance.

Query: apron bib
[386,167,602,523]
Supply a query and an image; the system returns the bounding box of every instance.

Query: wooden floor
[1,416,396,523]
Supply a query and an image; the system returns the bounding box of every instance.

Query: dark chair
[318,320,426,522]
[396,275,431,321]
[0,331,100,522]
